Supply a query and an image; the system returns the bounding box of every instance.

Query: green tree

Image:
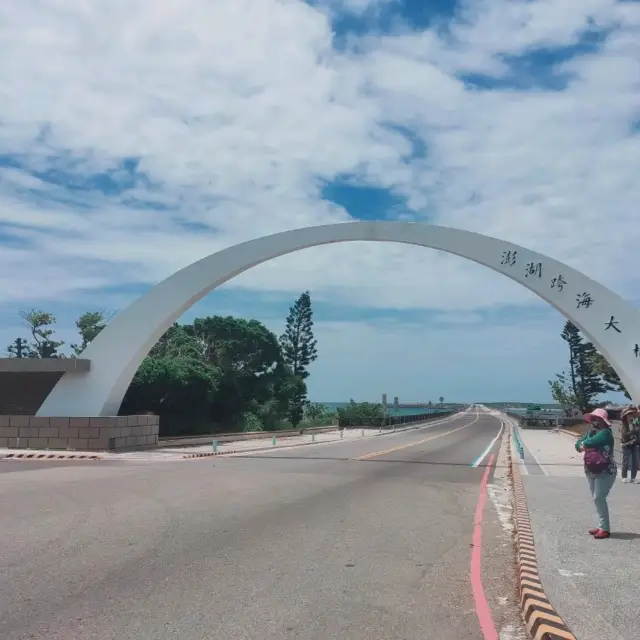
[242,412,264,432]
[121,356,220,435]
[119,314,313,435]
[549,375,578,411]
[280,291,318,378]
[191,316,282,375]
[9,310,64,358]
[279,292,318,426]
[304,402,330,421]
[589,351,630,400]
[286,388,306,428]
[337,400,384,423]
[6,337,30,358]
[439,396,444,406]
[244,361,305,430]
[71,310,111,355]
[151,323,204,360]
[188,316,294,429]
[551,321,606,413]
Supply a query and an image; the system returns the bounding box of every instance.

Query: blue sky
[1,0,639,404]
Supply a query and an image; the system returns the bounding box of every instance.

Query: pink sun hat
[583,407,612,427]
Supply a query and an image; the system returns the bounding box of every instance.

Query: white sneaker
[622,478,629,483]
[631,478,637,484]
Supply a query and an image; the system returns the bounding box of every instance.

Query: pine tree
[6,337,30,358]
[280,292,318,379]
[71,311,110,355]
[279,291,318,426]
[9,310,65,358]
[589,351,630,399]
[557,321,605,412]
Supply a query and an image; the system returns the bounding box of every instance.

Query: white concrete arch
[37,222,640,416]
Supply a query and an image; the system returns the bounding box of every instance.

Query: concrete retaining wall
[0,415,159,451]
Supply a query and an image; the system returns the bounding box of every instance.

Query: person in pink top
[575,407,617,539]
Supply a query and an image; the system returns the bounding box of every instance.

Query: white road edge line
[471,417,504,468]
[518,429,549,476]
[225,411,472,457]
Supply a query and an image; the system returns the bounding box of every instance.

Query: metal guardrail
[159,411,459,448]
[512,426,525,460]
[500,411,525,460]
[158,425,338,448]
[337,410,455,428]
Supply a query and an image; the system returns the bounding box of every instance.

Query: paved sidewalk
[515,423,640,640]
[515,426,584,476]
[0,416,458,462]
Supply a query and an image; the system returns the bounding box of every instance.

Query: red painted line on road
[471,453,499,640]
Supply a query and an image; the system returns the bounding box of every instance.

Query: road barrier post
[340,429,344,439]
[312,433,315,443]
[212,439,218,453]
[272,436,276,446]
[361,429,364,437]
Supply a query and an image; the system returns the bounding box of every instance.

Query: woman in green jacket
[575,407,617,539]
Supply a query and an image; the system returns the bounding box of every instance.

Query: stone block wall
[0,415,159,451]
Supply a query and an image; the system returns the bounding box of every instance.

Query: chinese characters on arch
[499,246,638,358]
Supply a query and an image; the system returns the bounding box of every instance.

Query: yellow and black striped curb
[1,452,102,460]
[510,451,577,640]
[183,449,244,459]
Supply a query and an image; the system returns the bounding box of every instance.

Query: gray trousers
[586,472,616,531]
[621,445,639,480]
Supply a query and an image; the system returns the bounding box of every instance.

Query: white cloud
[0,0,639,316]
[273,315,572,402]
[0,0,640,309]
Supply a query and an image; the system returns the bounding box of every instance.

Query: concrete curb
[2,452,103,461]
[509,447,577,640]
[183,449,244,459]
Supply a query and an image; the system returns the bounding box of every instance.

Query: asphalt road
[0,409,525,640]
